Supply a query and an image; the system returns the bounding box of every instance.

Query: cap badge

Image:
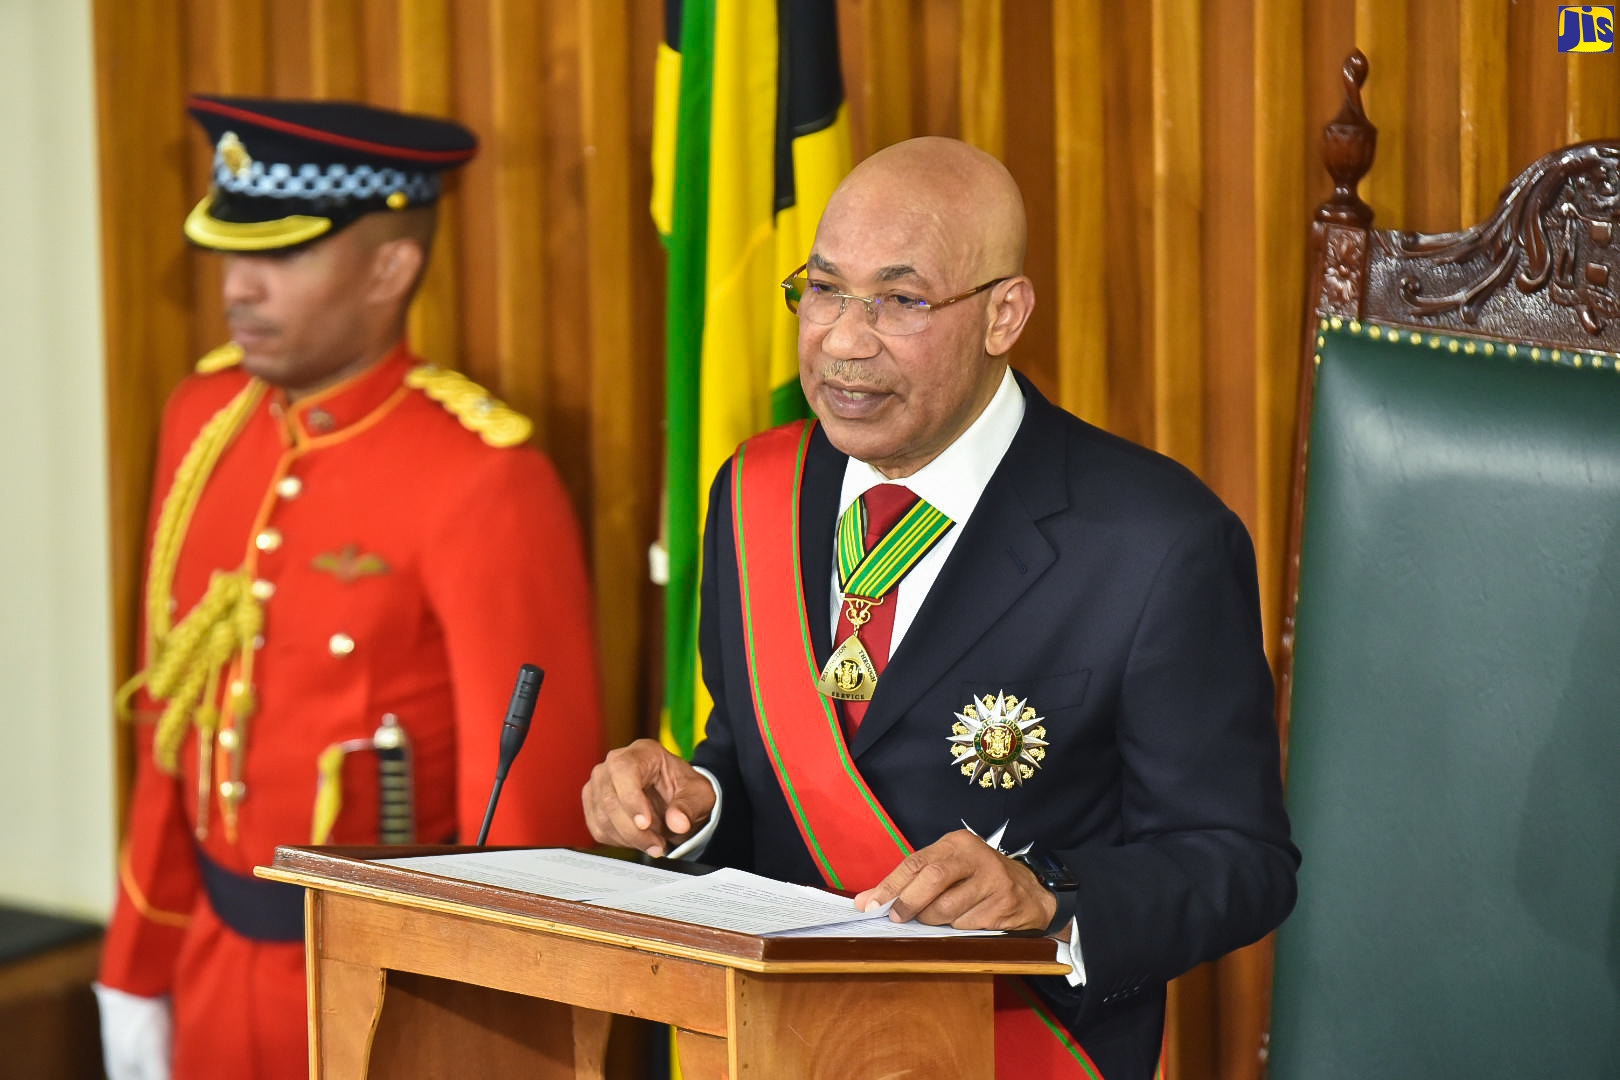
[948,691,1048,789]
[218,132,254,180]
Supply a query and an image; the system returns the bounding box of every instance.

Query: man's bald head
[821,136,1027,282]
[797,137,1036,478]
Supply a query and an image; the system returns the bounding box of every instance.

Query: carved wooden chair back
[1269,50,1620,1078]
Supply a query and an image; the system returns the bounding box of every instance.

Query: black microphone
[475,664,544,845]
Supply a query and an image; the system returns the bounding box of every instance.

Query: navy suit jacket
[692,372,1298,1079]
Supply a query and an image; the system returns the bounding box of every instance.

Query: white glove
[93,982,173,1080]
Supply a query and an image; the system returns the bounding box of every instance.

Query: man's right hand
[581,738,716,857]
[94,983,172,1080]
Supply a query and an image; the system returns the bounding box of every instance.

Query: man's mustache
[226,307,277,333]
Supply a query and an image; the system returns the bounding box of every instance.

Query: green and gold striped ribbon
[836,495,954,601]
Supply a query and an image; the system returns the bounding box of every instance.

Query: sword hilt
[373,713,414,845]
[311,714,414,845]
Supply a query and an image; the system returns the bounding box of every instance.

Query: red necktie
[836,483,919,736]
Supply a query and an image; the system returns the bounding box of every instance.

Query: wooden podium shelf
[263,845,1068,1079]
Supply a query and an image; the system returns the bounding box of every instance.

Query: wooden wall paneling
[184,0,270,363]
[1251,0,1306,649]
[396,0,460,369]
[186,0,269,92]
[535,0,595,514]
[628,0,667,740]
[1302,0,1358,198]
[837,0,916,158]
[959,0,1004,158]
[1457,0,1508,225]
[1149,0,1204,470]
[446,0,503,394]
[271,1,318,94]
[1200,0,1258,526]
[1050,0,1109,426]
[1223,10,1310,1080]
[1101,1,1154,449]
[303,0,368,99]
[1565,50,1620,142]
[580,0,655,752]
[1000,0,1058,395]
[1171,7,1262,1076]
[918,0,963,137]
[452,0,548,425]
[1407,0,1462,231]
[95,0,196,824]
[1352,0,1407,225]
[1506,0,1566,180]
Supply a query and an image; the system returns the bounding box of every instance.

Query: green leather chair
[1268,53,1620,1078]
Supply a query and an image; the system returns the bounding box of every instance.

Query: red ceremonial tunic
[98,344,603,1080]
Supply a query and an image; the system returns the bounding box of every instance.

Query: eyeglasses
[779,263,1009,337]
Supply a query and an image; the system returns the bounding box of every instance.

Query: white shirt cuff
[1054,918,1087,986]
[665,765,722,860]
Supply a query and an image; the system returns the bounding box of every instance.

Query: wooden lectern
[261,846,1069,1079]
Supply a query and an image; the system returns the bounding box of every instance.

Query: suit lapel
[798,424,844,668]
[849,375,1071,756]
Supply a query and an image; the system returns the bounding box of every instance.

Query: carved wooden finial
[1316,49,1377,227]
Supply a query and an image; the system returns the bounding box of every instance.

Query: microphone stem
[475,774,506,846]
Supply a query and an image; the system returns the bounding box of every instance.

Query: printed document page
[376,849,1004,938]
[587,866,1003,938]
[379,848,686,900]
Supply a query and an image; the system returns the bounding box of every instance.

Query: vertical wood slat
[398,0,459,367]
[447,0,500,394]
[1507,0,1568,175]
[1353,0,1407,224]
[1407,0,1463,231]
[580,0,653,753]
[1100,0,1154,450]
[918,0,963,138]
[94,0,194,829]
[837,0,915,159]
[309,0,366,99]
[1050,0,1108,426]
[1458,0,1509,225]
[537,0,595,511]
[958,0,1004,156]
[1234,23,1301,1060]
[184,0,270,361]
[1252,0,1306,667]
[1566,50,1620,142]
[1149,0,1203,468]
[486,0,549,421]
[999,0,1058,394]
[1199,0,1257,524]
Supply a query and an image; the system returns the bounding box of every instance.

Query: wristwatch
[1011,850,1079,936]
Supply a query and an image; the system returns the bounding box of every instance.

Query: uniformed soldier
[95,95,604,1080]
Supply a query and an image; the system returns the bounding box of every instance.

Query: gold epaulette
[194,342,244,373]
[404,364,534,447]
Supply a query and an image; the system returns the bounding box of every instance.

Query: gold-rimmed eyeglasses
[779,263,1009,337]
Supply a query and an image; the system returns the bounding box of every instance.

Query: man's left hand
[852,829,1057,932]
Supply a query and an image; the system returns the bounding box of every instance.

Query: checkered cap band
[212,150,440,204]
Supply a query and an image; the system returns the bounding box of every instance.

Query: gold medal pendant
[817,633,879,700]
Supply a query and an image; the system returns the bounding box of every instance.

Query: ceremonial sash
[730,422,1109,1078]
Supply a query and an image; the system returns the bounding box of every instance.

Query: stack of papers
[379,849,1002,939]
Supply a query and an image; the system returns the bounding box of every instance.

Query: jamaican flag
[653,0,851,757]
